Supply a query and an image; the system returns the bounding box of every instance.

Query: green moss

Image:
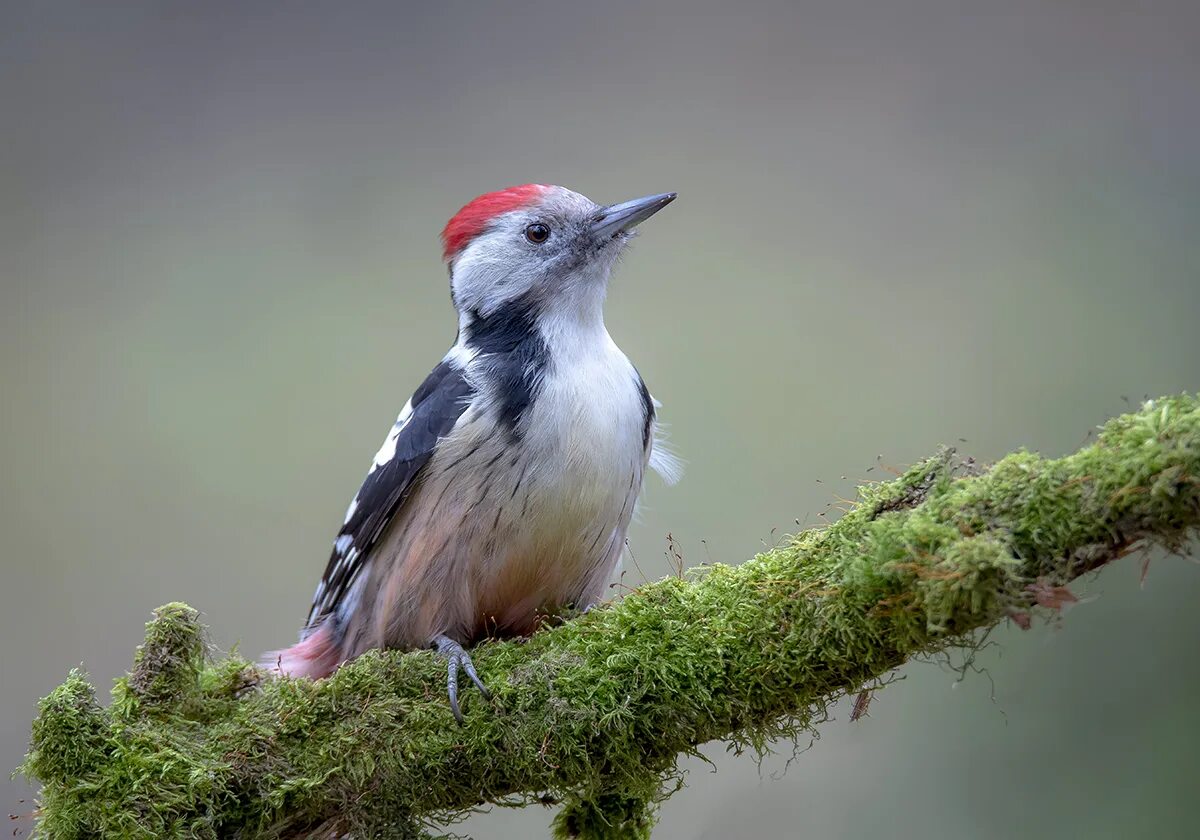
[113,602,207,714]
[24,672,108,786]
[19,394,1200,839]
[553,789,659,840]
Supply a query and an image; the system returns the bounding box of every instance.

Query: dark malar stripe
[465,295,550,436]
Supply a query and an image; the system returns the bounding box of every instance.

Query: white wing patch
[444,341,479,368]
[370,399,415,471]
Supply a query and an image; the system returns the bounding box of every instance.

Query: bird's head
[440,185,675,327]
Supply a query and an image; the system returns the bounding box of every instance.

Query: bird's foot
[432,634,490,724]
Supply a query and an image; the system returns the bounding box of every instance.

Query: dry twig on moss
[21,394,1200,839]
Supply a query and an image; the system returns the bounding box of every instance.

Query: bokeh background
[3,2,1199,837]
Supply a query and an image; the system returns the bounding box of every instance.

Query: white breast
[525,328,647,500]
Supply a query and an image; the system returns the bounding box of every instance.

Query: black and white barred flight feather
[306,358,473,631]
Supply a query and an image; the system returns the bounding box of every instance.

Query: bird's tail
[259,622,342,680]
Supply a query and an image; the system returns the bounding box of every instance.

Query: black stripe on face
[465,296,550,435]
[465,295,538,354]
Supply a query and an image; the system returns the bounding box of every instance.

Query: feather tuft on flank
[648,424,685,486]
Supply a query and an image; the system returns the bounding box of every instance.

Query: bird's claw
[432,635,490,723]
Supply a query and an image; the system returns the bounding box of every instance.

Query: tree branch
[21,395,1200,839]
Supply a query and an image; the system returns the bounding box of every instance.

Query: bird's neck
[536,278,619,362]
[457,280,611,360]
[539,309,613,367]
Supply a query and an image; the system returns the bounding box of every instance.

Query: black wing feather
[306,359,473,630]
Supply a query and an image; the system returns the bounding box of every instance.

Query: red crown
[440,184,549,261]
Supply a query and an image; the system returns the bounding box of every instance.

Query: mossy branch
[21,395,1200,839]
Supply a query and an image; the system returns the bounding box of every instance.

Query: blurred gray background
[3,2,1199,837]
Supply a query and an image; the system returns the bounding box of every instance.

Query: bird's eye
[524,223,550,244]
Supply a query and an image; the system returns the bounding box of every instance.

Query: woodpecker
[264,184,680,721]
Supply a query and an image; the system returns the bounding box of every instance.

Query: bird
[263,184,681,721]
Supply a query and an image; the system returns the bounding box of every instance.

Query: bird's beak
[591,192,677,240]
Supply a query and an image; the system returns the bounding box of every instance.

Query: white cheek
[451,237,533,315]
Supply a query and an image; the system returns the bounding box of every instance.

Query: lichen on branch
[20,395,1200,839]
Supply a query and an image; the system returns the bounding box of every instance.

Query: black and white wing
[305,359,474,631]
